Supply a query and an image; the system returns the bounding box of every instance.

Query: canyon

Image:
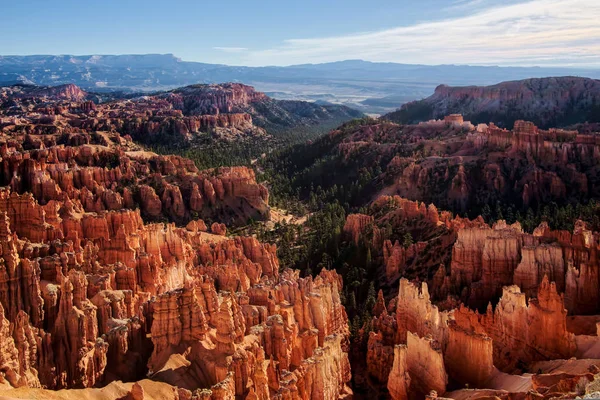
[0,133,352,399]
[298,113,600,221]
[4,55,600,115]
[0,82,362,146]
[0,82,599,400]
[345,195,600,399]
[0,85,355,399]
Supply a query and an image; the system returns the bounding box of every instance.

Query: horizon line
[2,53,600,70]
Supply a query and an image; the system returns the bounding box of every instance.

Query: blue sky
[2,0,599,67]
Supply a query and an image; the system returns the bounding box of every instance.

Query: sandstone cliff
[388,76,600,128]
[0,138,270,226]
[0,185,352,398]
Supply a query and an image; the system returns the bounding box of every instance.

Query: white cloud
[213,47,249,53]
[239,0,600,67]
[444,0,487,12]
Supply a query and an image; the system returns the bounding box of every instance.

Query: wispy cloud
[240,0,600,67]
[444,0,487,12]
[213,47,249,53]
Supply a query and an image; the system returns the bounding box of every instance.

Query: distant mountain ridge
[385,76,600,128]
[3,54,600,114]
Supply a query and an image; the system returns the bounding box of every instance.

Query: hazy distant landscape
[3,54,600,114]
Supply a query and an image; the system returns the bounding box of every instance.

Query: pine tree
[403,232,414,248]
[481,204,492,222]
[365,282,377,313]
[506,207,515,224]
[525,207,536,232]
[495,201,504,221]
[348,292,357,312]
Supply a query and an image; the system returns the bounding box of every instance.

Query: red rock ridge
[443,219,599,314]
[402,76,600,128]
[0,83,268,143]
[0,141,270,226]
[359,196,599,399]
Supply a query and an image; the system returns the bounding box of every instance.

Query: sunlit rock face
[0,186,351,398]
[0,115,351,398]
[0,141,270,226]
[0,82,362,145]
[390,77,600,128]
[361,196,600,399]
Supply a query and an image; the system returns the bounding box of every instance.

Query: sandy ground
[483,368,532,392]
[196,231,229,244]
[446,358,600,399]
[125,150,159,159]
[530,358,600,375]
[268,207,308,226]
[0,379,179,400]
[434,369,533,399]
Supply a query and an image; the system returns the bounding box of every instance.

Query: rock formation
[387,345,410,400]
[363,195,600,399]
[1,79,600,400]
[444,219,600,314]
[0,183,352,398]
[0,114,354,399]
[389,76,600,128]
[315,115,600,220]
[0,137,270,226]
[0,82,362,145]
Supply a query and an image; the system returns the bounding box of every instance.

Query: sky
[2,0,599,67]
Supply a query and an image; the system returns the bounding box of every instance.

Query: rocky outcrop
[52,270,108,388]
[340,192,598,397]
[0,141,270,226]
[395,280,449,345]
[443,219,600,314]
[0,82,362,145]
[387,344,410,400]
[148,284,210,371]
[449,221,524,309]
[0,302,39,388]
[166,83,268,115]
[483,277,577,370]
[316,115,600,223]
[0,169,349,398]
[440,276,577,381]
[367,331,395,384]
[390,77,600,128]
[148,269,351,399]
[369,278,491,396]
[3,83,89,102]
[343,214,373,245]
[210,222,226,236]
[345,195,456,284]
[406,332,447,395]
[368,270,587,397]
[445,316,494,387]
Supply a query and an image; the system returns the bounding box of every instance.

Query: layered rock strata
[0,183,350,399]
[0,138,270,226]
